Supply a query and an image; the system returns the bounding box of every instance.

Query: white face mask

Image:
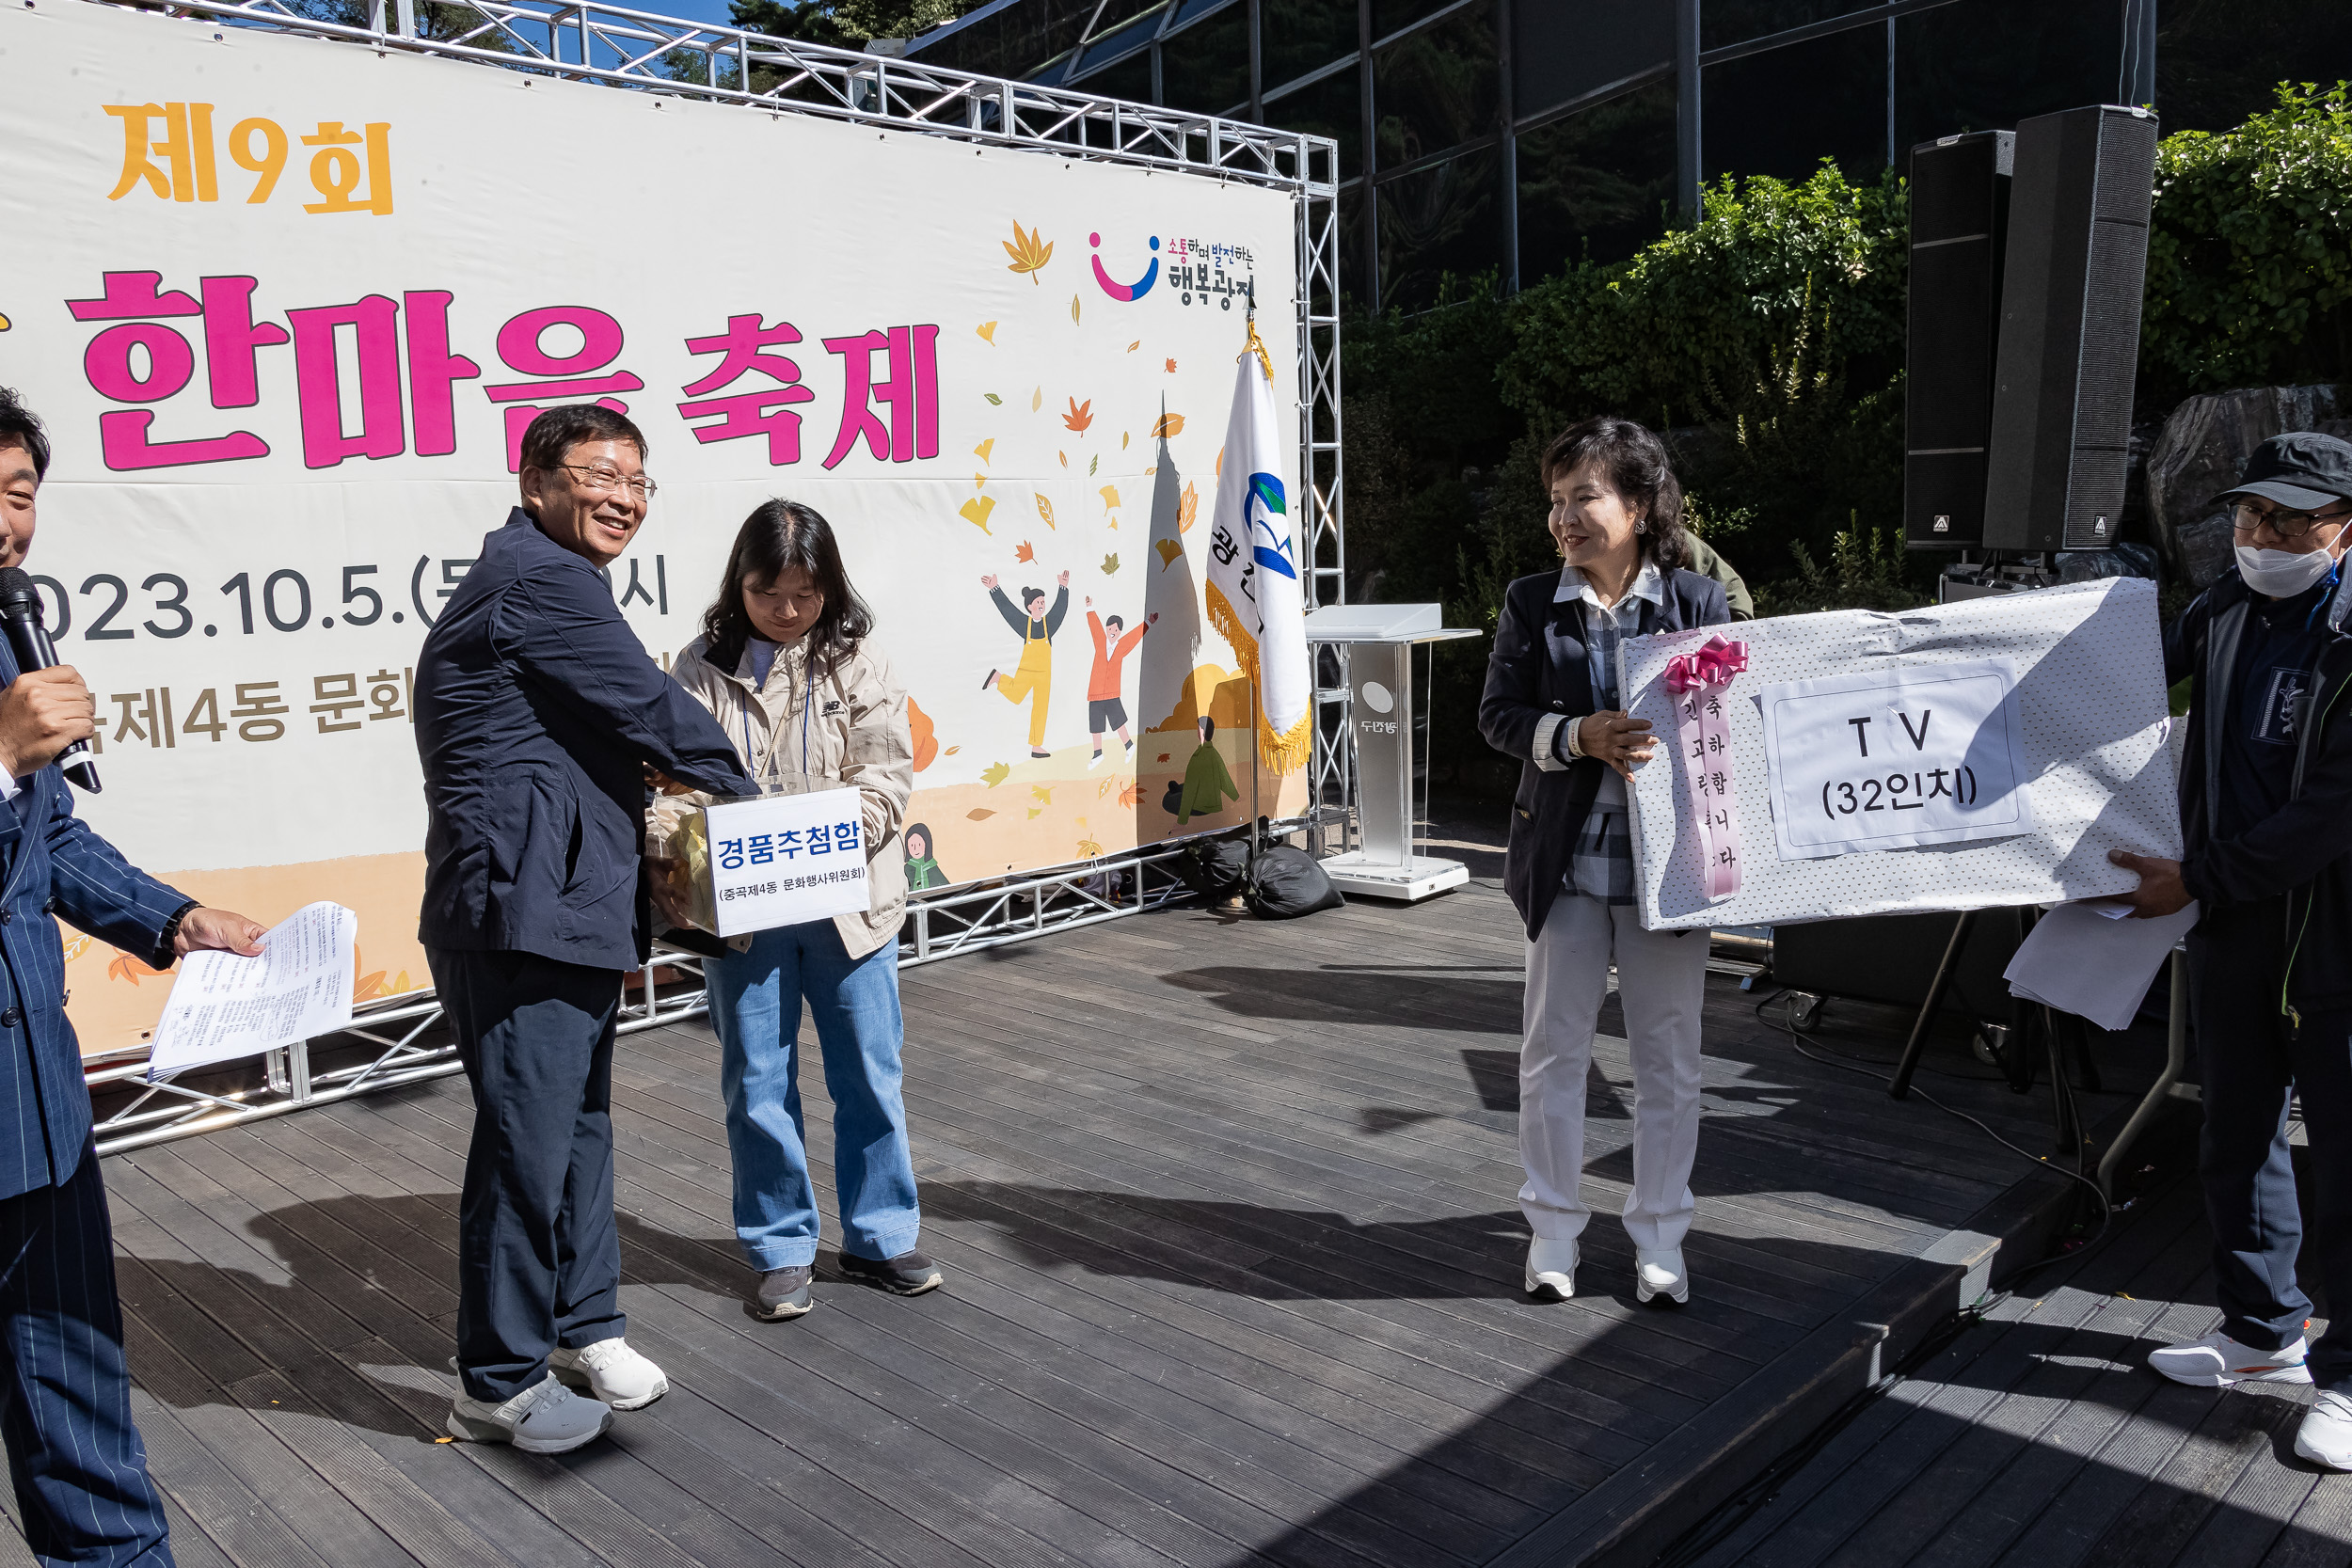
[2235,542,2343,598]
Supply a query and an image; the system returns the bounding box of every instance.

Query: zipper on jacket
[2280,657,2352,1023]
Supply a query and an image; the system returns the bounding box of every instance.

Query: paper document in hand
[2004,899,2198,1033]
[146,902,358,1081]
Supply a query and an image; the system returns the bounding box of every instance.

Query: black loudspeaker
[1904,131,2013,549]
[1982,104,2159,552]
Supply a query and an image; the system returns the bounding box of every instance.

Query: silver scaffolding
[74,0,1349,1152]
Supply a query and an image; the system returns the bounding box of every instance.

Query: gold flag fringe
[1204,581,1312,775]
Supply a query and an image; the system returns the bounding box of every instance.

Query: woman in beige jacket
[650,499,936,1321]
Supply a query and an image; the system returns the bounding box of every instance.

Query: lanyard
[740,656,818,786]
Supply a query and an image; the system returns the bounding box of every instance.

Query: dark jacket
[991,585,1068,641]
[1478,564,1731,939]
[2166,565,2352,1021]
[0,644,192,1198]
[416,511,755,971]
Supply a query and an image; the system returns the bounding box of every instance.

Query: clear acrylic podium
[1304,604,1483,901]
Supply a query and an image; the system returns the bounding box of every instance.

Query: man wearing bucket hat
[2107,431,2352,1468]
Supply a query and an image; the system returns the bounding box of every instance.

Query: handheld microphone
[0,569,100,794]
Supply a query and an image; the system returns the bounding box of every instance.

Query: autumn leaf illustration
[981,762,1011,787]
[1165,357,1177,372]
[975,438,995,463]
[1127,340,1141,352]
[908,697,939,770]
[977,321,998,343]
[1077,834,1104,857]
[1153,538,1184,567]
[945,745,961,756]
[1058,451,1069,467]
[107,951,169,985]
[974,473,988,489]
[1216,446,1224,478]
[1035,494,1057,530]
[60,933,90,965]
[966,807,994,821]
[1003,222,1053,284]
[1070,293,1081,324]
[1097,777,1115,798]
[959,495,997,533]
[1121,431,1131,449]
[983,392,1002,404]
[1031,784,1054,803]
[1151,412,1185,438]
[1099,484,1120,513]
[1031,387,1042,412]
[1156,752,1171,763]
[1119,779,1144,808]
[1026,808,1043,819]
[1014,540,1036,563]
[1089,453,1099,476]
[354,967,389,1003]
[1177,480,1199,533]
[1063,397,1093,434]
[1100,552,1120,575]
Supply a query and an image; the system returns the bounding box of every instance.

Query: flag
[1203,324,1311,774]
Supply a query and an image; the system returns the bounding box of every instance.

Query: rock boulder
[2147,386,2352,589]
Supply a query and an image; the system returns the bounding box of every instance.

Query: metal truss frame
[72,0,1349,1140]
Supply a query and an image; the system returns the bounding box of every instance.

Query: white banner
[0,0,1306,1052]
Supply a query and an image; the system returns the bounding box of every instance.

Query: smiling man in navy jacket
[0,388,268,1567]
[416,405,755,1454]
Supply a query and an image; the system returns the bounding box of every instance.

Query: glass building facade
[903,0,2352,313]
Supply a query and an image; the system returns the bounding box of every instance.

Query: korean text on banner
[697,788,869,938]
[146,901,358,1080]
[1756,657,2036,862]
[1203,325,1311,772]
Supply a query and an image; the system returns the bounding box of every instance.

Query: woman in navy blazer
[1479,417,1729,1308]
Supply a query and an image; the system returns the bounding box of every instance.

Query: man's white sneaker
[1526,1238,1578,1302]
[2147,1328,2312,1388]
[2297,1389,2352,1470]
[447,1373,612,1454]
[1635,1247,1690,1307]
[548,1338,670,1410]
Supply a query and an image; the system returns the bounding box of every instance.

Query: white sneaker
[2297,1389,2352,1470]
[447,1373,612,1453]
[2147,1327,2312,1387]
[548,1338,670,1410]
[1635,1247,1690,1307]
[1526,1238,1578,1301]
[1088,750,1105,769]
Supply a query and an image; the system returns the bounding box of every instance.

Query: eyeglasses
[2232,499,2350,540]
[556,464,659,500]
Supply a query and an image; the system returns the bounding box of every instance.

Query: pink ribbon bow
[1662,635,1750,900]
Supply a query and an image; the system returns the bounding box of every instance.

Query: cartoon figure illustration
[981,569,1070,757]
[903,822,948,890]
[1084,595,1157,768]
[1173,715,1239,826]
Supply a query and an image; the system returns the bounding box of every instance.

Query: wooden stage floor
[5,879,2240,1568]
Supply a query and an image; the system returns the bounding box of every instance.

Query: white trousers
[1519,890,1709,1251]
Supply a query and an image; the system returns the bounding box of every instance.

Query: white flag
[1204,328,1311,774]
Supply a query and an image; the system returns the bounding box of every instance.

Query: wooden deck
[6,872,2203,1568]
[1686,1141,2352,1568]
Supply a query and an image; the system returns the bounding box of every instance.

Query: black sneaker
[755,1264,814,1321]
[837,1249,944,1296]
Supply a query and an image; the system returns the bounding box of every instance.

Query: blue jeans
[708,922,922,1270]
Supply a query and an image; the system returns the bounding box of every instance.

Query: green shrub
[1753,526,1930,616]
[2140,82,2352,404]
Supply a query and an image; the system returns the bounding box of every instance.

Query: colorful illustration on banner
[980,567,1068,758]
[1173,717,1239,825]
[903,822,948,890]
[1004,222,1054,284]
[908,697,938,771]
[1085,600,1154,768]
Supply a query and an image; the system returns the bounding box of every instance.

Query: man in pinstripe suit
[0,390,269,1566]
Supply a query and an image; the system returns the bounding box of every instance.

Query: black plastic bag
[1243,846,1344,920]
[1177,833,1253,899]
